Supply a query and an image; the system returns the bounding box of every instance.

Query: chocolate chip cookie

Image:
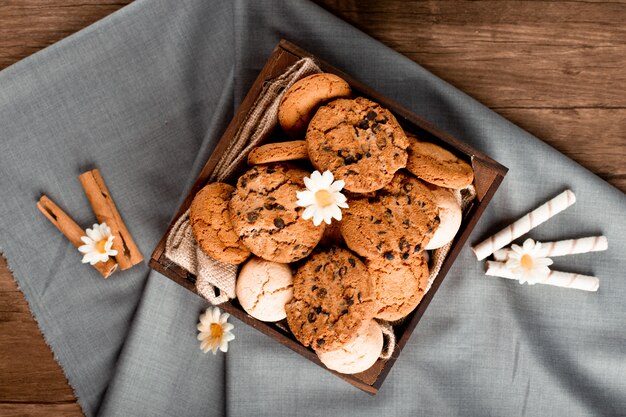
[405,133,474,189]
[285,246,376,352]
[229,163,325,263]
[189,182,250,264]
[367,254,429,322]
[247,140,309,165]
[278,73,352,137]
[340,172,440,261]
[306,97,409,193]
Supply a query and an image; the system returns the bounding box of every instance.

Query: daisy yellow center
[95,239,108,254]
[520,254,534,270]
[210,323,224,339]
[315,189,334,208]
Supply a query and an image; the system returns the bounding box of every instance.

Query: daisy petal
[101,223,112,236]
[296,191,316,207]
[302,205,317,220]
[313,211,324,226]
[212,308,221,322]
[220,313,230,324]
[321,170,334,187]
[86,228,100,241]
[330,179,345,192]
[303,176,316,191]
[200,313,211,326]
[330,204,342,221]
[220,340,229,353]
[334,192,347,204]
[78,244,92,254]
[310,170,322,182]
[523,238,534,251]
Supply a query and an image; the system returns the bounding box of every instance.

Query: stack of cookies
[189,72,474,375]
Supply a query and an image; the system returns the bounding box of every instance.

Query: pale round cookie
[285,246,376,353]
[236,257,293,322]
[425,186,462,250]
[189,182,250,264]
[405,134,474,189]
[340,172,440,262]
[278,73,352,137]
[316,319,383,374]
[247,140,309,165]
[306,97,409,193]
[367,254,429,322]
[229,163,325,263]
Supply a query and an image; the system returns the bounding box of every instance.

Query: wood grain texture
[0,0,132,70]
[0,404,83,417]
[0,257,79,407]
[1,0,624,413]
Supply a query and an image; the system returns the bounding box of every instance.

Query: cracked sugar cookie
[229,163,325,263]
[306,97,409,193]
[317,319,383,374]
[236,257,293,322]
[285,246,376,353]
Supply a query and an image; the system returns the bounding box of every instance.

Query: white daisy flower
[78,223,118,265]
[505,238,553,285]
[197,307,235,354]
[296,170,349,226]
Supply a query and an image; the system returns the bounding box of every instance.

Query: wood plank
[496,108,626,191]
[0,257,78,405]
[0,0,133,69]
[0,403,83,417]
[313,0,626,108]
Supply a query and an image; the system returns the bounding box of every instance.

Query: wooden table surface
[1,1,624,416]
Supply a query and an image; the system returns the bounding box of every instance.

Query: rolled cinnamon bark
[485,261,599,292]
[37,195,117,278]
[472,190,576,260]
[79,169,143,270]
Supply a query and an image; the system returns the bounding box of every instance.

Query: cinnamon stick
[79,169,143,270]
[37,195,118,278]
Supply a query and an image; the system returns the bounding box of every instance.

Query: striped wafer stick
[493,236,608,261]
[472,190,576,261]
[485,261,599,292]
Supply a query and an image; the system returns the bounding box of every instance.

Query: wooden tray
[149,39,508,395]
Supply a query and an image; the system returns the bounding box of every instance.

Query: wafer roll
[485,261,599,292]
[493,236,608,261]
[472,190,576,260]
